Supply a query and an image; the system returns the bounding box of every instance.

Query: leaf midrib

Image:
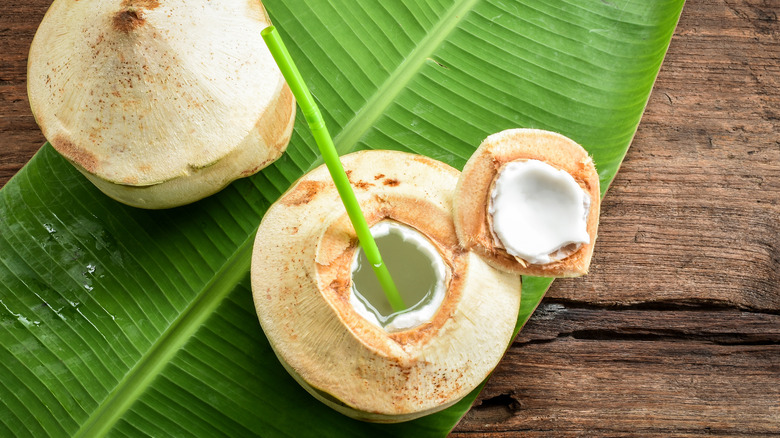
[73,236,254,437]
[73,0,481,435]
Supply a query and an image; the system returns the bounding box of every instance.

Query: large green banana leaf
[0,0,683,436]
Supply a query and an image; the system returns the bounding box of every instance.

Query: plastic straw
[261,26,405,313]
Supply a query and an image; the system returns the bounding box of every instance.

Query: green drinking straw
[261,26,406,313]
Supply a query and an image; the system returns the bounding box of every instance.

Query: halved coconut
[454,129,600,277]
[27,0,295,209]
[251,150,521,422]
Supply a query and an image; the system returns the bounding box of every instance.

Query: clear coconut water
[350,221,447,332]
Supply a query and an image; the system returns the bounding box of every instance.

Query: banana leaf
[0,0,684,436]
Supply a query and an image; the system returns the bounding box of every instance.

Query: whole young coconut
[454,129,601,277]
[251,150,521,422]
[27,0,295,209]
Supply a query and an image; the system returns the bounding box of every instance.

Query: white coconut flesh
[350,221,447,332]
[490,159,591,265]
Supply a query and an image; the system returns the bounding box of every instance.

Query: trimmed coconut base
[75,85,296,209]
[27,0,296,209]
[251,150,521,422]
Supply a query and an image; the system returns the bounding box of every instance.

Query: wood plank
[0,1,48,184]
[453,0,780,434]
[454,302,780,437]
[546,0,780,311]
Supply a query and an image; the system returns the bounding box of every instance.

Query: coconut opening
[350,221,447,333]
[489,159,591,265]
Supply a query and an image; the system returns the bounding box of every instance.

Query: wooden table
[2,1,778,436]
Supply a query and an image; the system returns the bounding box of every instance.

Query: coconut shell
[251,150,521,422]
[27,0,295,208]
[454,129,601,277]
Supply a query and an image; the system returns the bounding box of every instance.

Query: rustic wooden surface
[1,0,778,436]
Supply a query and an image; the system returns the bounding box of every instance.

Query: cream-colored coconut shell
[454,129,600,277]
[251,150,521,422]
[27,0,295,209]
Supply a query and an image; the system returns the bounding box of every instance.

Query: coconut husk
[251,150,521,422]
[27,0,295,208]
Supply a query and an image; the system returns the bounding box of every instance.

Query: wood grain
[455,0,780,436]
[548,0,780,312]
[461,303,780,436]
[0,1,48,184]
[1,0,778,436]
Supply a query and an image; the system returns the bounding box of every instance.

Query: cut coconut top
[28,0,286,186]
[454,128,600,277]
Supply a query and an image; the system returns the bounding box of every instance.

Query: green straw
[261,26,405,313]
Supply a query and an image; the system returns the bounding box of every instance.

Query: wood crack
[513,301,780,348]
[541,297,780,315]
[515,330,780,347]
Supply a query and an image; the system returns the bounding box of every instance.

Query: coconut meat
[350,221,447,332]
[489,159,591,265]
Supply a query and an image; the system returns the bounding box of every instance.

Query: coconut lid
[28,0,288,186]
[453,128,601,277]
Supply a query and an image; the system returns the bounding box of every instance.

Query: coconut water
[350,221,447,332]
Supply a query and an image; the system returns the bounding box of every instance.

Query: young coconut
[251,150,521,423]
[27,0,295,209]
[454,129,600,277]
